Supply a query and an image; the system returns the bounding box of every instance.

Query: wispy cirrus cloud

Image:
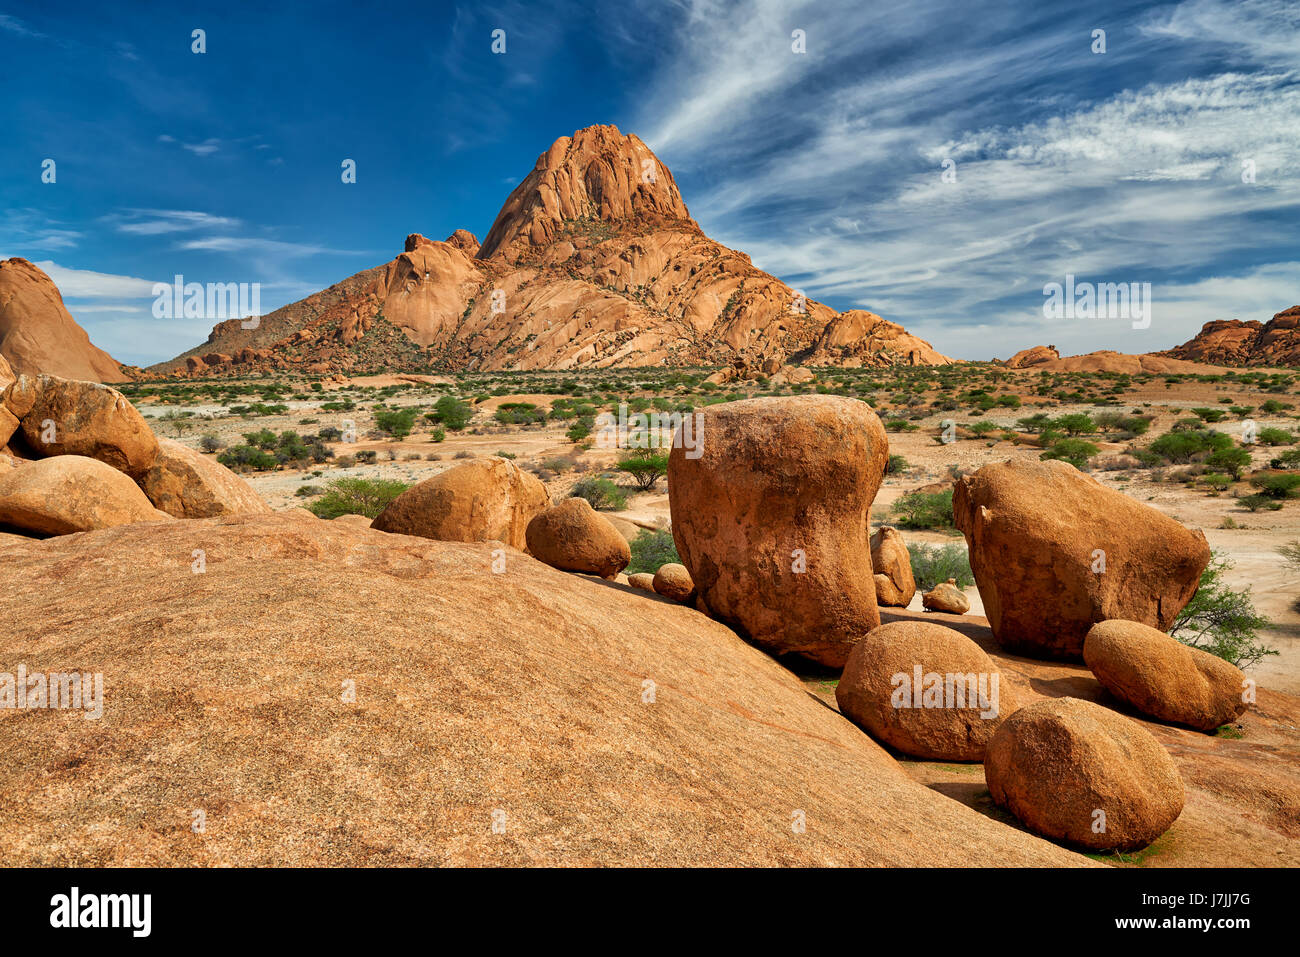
[634,0,1300,357]
[110,209,242,235]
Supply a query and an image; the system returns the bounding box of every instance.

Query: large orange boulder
[953,459,1210,660]
[870,526,916,607]
[984,697,1184,851]
[139,438,271,518]
[525,497,631,578]
[0,455,172,535]
[668,395,887,667]
[371,457,548,549]
[1083,620,1249,731]
[836,621,1015,761]
[12,374,159,478]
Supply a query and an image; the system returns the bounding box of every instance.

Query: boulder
[604,514,641,543]
[652,563,695,603]
[668,395,887,667]
[836,621,1015,761]
[139,438,271,518]
[870,526,916,607]
[0,455,173,535]
[627,572,656,592]
[14,374,159,478]
[1083,619,1249,731]
[953,459,1210,659]
[0,353,13,389]
[984,697,1184,851]
[922,579,970,614]
[331,513,374,527]
[371,457,548,550]
[525,497,631,578]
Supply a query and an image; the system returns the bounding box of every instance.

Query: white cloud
[30,261,159,298]
[113,209,241,235]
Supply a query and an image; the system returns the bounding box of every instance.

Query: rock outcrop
[921,579,970,615]
[668,395,887,667]
[1083,620,1249,731]
[371,457,548,550]
[651,562,695,603]
[836,621,1015,761]
[0,512,1091,865]
[984,697,1185,851]
[953,459,1211,660]
[1160,307,1300,366]
[0,259,130,383]
[150,125,951,377]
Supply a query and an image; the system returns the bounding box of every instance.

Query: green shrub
[1148,429,1231,463]
[1250,473,1300,498]
[627,528,679,575]
[1040,438,1100,469]
[1239,494,1281,512]
[243,428,278,450]
[885,454,909,475]
[1052,413,1095,435]
[1257,427,1295,446]
[1169,553,1276,668]
[891,490,955,530]
[570,476,627,510]
[908,542,974,592]
[428,395,473,431]
[307,478,410,519]
[1206,447,1251,480]
[217,445,279,471]
[374,407,418,439]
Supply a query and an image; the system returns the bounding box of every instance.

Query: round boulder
[668,395,887,667]
[15,374,159,478]
[984,697,1185,851]
[371,457,548,550]
[870,525,916,607]
[627,572,656,592]
[836,621,1015,761]
[953,459,1211,660]
[1083,619,1249,731]
[526,497,631,578]
[140,438,271,518]
[0,455,173,535]
[922,579,970,614]
[652,563,695,603]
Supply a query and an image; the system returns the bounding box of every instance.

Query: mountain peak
[477,124,694,261]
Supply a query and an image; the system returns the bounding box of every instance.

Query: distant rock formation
[0,258,131,383]
[152,124,951,376]
[1159,306,1300,366]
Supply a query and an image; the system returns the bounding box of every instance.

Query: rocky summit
[151,125,951,378]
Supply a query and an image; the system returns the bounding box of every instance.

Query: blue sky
[2,0,1297,366]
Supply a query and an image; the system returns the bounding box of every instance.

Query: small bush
[1040,438,1100,469]
[1169,553,1276,668]
[617,449,669,491]
[627,528,679,575]
[570,476,627,510]
[307,478,410,519]
[885,454,909,475]
[908,542,974,592]
[199,433,224,453]
[891,490,955,530]
[374,408,418,439]
[1239,494,1282,512]
[1250,473,1300,498]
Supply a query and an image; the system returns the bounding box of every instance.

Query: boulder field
[0,513,1089,866]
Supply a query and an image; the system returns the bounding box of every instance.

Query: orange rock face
[0,259,130,383]
[152,125,952,377]
[1083,620,1249,731]
[985,697,1184,851]
[1160,306,1300,366]
[953,459,1211,660]
[668,395,887,667]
